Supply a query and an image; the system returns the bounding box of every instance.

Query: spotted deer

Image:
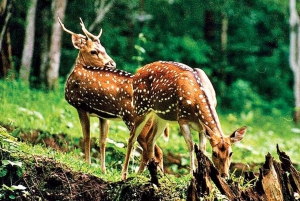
[121,61,247,180]
[59,18,166,173]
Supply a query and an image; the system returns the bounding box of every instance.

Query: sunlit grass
[0,80,80,136]
[219,110,300,167]
[1,79,300,177]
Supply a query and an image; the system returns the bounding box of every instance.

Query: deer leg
[154,144,163,172]
[137,116,154,173]
[199,131,207,153]
[156,124,169,172]
[77,109,91,164]
[146,119,167,173]
[121,113,152,180]
[179,121,195,175]
[99,118,109,173]
[137,127,152,173]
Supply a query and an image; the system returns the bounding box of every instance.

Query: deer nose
[105,60,116,68]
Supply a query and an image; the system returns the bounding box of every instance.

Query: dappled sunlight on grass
[220,111,300,166]
[1,80,300,177]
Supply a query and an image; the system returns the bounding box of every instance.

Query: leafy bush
[222,79,266,112]
[0,127,29,200]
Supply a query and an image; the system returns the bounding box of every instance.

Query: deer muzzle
[105,60,116,69]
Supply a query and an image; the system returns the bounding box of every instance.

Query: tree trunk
[203,10,216,42]
[19,0,38,83]
[188,144,300,200]
[39,3,50,88]
[88,0,115,32]
[289,0,300,124]
[0,29,12,78]
[0,0,8,49]
[45,0,67,90]
[0,0,7,16]
[0,0,13,78]
[220,12,229,84]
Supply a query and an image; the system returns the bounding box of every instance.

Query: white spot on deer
[187,100,192,104]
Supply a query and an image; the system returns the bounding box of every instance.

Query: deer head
[58,17,116,68]
[205,125,247,177]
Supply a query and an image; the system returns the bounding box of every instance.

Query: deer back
[65,66,134,128]
[134,61,223,137]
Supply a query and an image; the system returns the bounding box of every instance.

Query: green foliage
[132,33,147,68]
[0,126,18,148]
[7,0,293,116]
[222,79,265,112]
[222,78,291,114]
[0,131,28,200]
[1,184,29,200]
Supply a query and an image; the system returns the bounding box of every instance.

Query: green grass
[1,79,300,179]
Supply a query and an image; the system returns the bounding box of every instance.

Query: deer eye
[90,50,97,55]
[229,152,233,157]
[212,152,218,158]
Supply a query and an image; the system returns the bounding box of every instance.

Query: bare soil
[1,149,188,201]
[0,124,187,200]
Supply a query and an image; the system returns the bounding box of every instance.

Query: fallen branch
[188,144,300,200]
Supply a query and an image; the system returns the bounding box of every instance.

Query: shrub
[222,79,266,112]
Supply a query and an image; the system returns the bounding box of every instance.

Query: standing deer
[59,18,167,173]
[121,61,247,180]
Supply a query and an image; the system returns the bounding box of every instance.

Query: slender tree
[19,0,37,83]
[289,0,300,123]
[39,1,51,87]
[45,0,67,90]
[0,0,12,78]
[88,0,115,32]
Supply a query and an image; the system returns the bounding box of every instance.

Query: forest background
[1,1,300,198]
[0,0,293,115]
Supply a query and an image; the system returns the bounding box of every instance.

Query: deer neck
[76,52,87,67]
[190,70,224,140]
[66,62,135,129]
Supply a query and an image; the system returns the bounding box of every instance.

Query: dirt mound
[0,149,186,201]
[22,157,108,200]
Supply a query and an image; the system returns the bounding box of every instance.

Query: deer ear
[230,126,247,143]
[71,34,86,49]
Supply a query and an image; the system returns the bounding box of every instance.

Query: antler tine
[79,18,102,41]
[80,18,94,40]
[97,28,103,39]
[57,17,76,35]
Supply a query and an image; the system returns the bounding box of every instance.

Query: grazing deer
[121,61,247,180]
[58,18,166,173]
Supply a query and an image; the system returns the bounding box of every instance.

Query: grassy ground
[1,79,300,179]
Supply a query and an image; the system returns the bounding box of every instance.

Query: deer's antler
[79,18,102,42]
[58,17,77,35]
